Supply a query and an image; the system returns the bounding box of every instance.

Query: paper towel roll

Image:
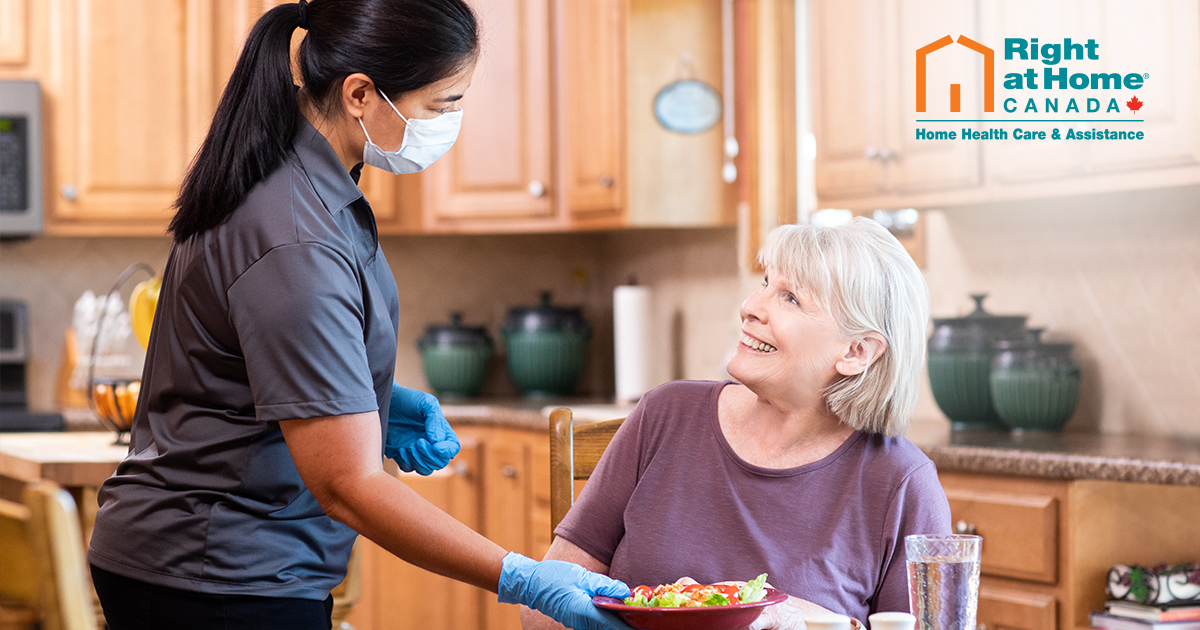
[614,285,653,403]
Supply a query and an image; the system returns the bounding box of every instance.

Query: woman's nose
[740,290,766,323]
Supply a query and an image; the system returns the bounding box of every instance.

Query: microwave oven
[0,80,43,237]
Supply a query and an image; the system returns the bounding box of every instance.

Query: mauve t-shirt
[555,380,952,620]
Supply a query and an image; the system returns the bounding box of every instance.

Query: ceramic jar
[417,312,493,398]
[990,329,1081,432]
[502,292,591,397]
[927,294,1028,429]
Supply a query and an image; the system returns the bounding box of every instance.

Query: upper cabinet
[390,0,629,234]
[811,0,982,202]
[1,0,761,236]
[0,0,263,236]
[811,0,1200,209]
[414,0,556,232]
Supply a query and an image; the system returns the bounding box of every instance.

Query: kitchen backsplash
[2,183,1197,438]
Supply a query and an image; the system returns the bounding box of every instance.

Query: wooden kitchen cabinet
[939,472,1200,630]
[810,0,982,203]
[395,0,627,234]
[0,0,267,236]
[345,425,552,630]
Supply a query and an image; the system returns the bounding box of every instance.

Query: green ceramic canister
[990,330,1081,432]
[502,292,591,397]
[417,312,493,398]
[927,294,1028,430]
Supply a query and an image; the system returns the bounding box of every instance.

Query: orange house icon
[916,35,994,113]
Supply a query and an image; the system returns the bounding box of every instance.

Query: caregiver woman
[87,2,632,629]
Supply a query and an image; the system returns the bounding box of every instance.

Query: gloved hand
[385,383,460,475]
[498,552,636,630]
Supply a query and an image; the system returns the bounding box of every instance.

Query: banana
[129,275,162,349]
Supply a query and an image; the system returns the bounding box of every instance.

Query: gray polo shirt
[88,118,400,600]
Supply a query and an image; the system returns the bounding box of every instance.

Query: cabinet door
[941,473,1061,585]
[0,0,30,67]
[978,587,1057,630]
[556,0,626,228]
[811,0,887,199]
[883,0,981,194]
[43,0,220,234]
[482,432,530,630]
[347,444,484,630]
[978,0,1088,185]
[1085,0,1200,174]
[422,0,555,230]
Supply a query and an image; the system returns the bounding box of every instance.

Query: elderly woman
[522,218,951,630]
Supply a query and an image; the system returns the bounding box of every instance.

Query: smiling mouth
[740,333,778,353]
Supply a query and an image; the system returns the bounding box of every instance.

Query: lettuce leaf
[651,591,691,608]
[623,593,649,606]
[738,574,768,604]
[701,592,731,606]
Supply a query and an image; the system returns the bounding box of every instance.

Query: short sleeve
[553,398,650,567]
[872,461,953,613]
[227,243,378,422]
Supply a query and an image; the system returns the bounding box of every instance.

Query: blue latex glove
[385,383,460,475]
[497,552,636,630]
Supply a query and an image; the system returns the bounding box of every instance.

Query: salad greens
[621,573,770,607]
[738,573,768,604]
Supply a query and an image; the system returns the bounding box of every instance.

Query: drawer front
[978,586,1057,630]
[945,488,1058,583]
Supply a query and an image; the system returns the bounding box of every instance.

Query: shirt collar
[292,116,364,215]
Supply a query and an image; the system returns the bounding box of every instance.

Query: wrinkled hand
[748,601,806,630]
[385,383,460,475]
[498,552,636,630]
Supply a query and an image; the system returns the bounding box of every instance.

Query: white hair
[759,217,929,436]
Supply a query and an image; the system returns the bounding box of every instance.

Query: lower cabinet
[345,426,551,630]
[940,472,1200,630]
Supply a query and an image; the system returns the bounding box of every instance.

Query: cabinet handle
[599,175,615,188]
[954,520,977,536]
[864,147,879,161]
[453,462,470,478]
[502,465,518,479]
[879,147,896,162]
[61,185,78,201]
[527,180,546,198]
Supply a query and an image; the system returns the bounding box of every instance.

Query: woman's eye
[787,293,800,306]
[761,276,769,288]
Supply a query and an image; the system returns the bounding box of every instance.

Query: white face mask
[359,90,462,174]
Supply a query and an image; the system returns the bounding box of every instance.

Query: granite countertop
[908,424,1200,487]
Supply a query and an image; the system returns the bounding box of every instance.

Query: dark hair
[169,0,479,241]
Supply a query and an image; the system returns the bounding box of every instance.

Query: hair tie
[296,0,308,30]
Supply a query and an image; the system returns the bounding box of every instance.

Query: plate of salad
[592,574,786,630]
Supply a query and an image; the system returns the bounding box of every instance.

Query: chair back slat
[548,409,625,535]
[0,482,98,630]
[0,498,37,605]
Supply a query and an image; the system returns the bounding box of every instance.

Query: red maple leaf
[1126,95,1144,112]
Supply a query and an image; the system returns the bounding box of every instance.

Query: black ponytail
[169,0,479,241]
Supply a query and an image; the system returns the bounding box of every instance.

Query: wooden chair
[548,408,625,535]
[0,480,98,630]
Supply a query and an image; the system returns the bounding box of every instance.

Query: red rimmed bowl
[593,588,788,630]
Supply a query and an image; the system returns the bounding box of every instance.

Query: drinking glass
[905,534,982,630]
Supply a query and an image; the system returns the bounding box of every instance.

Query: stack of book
[1092,602,1200,630]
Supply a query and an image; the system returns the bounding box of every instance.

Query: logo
[913,35,1147,142]
[916,35,994,113]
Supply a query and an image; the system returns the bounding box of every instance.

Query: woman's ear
[835,332,887,377]
[340,73,375,120]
